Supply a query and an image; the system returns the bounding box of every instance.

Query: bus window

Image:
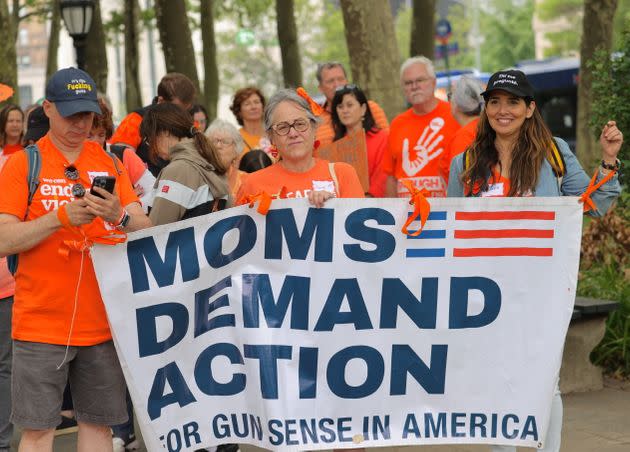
[538,95,577,151]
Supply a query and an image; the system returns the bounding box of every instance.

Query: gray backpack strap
[25,144,41,208]
[8,144,41,275]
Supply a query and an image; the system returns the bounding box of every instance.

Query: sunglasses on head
[335,84,358,93]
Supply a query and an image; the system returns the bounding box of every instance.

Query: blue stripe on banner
[406,229,447,239]
[408,211,447,221]
[406,248,446,258]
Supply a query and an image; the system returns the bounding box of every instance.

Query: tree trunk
[46,0,60,81]
[124,0,143,112]
[83,0,108,92]
[577,0,618,169]
[0,0,18,105]
[410,0,435,59]
[340,0,401,120]
[200,0,218,120]
[154,0,201,97]
[276,0,302,88]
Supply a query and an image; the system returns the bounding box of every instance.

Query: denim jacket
[446,137,621,217]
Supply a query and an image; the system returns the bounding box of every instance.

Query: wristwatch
[116,209,131,229]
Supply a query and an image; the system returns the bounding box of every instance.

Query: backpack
[6,144,122,275]
[463,138,566,191]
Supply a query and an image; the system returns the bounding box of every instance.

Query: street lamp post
[60,0,95,70]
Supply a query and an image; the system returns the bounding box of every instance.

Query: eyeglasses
[65,165,86,198]
[403,77,433,88]
[271,119,311,136]
[211,137,234,147]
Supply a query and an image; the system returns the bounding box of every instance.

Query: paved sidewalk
[11,380,630,451]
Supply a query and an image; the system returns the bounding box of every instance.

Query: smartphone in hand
[90,176,116,199]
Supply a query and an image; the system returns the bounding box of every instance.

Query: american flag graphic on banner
[406,210,556,258]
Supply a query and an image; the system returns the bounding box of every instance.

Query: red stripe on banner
[454,229,555,239]
[453,247,554,257]
[455,211,556,221]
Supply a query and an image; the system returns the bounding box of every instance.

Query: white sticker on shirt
[312,180,336,194]
[87,171,109,183]
[481,182,505,197]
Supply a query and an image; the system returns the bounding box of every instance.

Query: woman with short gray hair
[237,88,364,207]
[440,75,485,182]
[206,118,245,199]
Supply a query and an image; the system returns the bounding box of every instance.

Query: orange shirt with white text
[236,158,365,202]
[0,135,139,345]
[383,101,460,198]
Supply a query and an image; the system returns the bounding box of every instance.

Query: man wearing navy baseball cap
[45,67,102,117]
[0,67,151,451]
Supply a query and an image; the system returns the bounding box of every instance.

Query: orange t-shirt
[383,101,460,198]
[0,153,15,299]
[0,134,139,345]
[441,117,479,184]
[236,158,365,202]
[110,111,143,150]
[365,129,389,198]
[316,100,389,148]
[1,143,24,157]
[122,147,148,185]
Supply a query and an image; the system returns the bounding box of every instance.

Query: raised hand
[599,120,623,162]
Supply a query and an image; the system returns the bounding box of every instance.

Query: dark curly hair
[230,87,266,126]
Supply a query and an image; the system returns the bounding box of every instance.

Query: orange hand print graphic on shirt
[402,117,445,176]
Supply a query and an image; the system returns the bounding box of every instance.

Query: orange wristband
[56,204,73,229]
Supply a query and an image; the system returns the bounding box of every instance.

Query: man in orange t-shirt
[0,151,15,452]
[315,62,389,147]
[0,68,151,451]
[383,56,461,198]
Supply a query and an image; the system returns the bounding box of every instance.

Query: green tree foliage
[306,1,350,80]
[613,0,630,49]
[478,0,535,72]
[536,0,630,57]
[536,0,582,57]
[586,23,629,378]
[589,28,630,187]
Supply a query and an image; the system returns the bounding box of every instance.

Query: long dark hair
[140,103,226,174]
[460,102,561,197]
[0,104,24,146]
[331,85,377,141]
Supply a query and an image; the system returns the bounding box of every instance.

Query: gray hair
[316,62,347,83]
[452,75,484,116]
[263,89,322,133]
[400,56,436,82]
[205,118,244,155]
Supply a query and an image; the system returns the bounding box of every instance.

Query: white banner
[92,197,582,452]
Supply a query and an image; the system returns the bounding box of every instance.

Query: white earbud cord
[56,247,86,370]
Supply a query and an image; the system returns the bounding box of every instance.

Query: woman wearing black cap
[447,70,622,452]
